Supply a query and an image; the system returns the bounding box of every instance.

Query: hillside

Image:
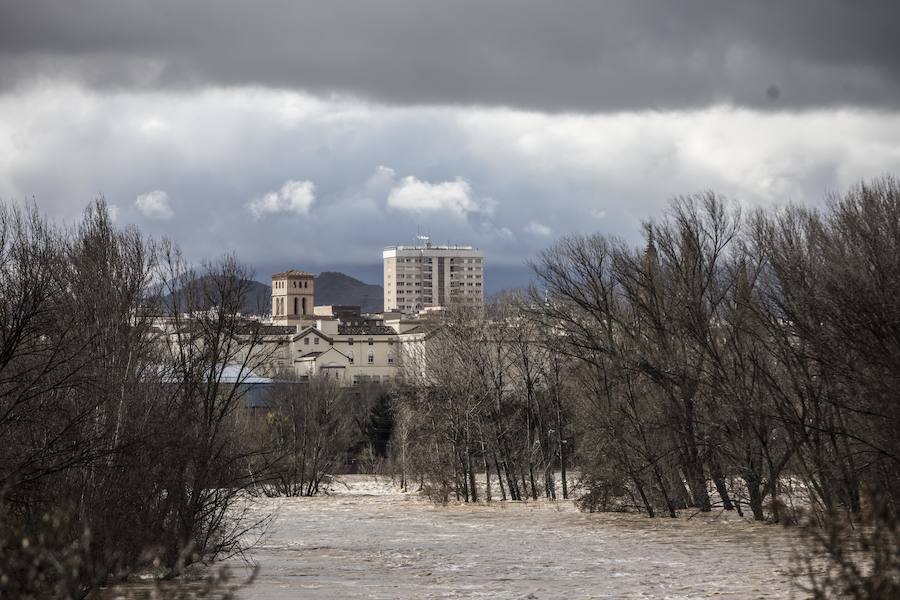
[160,272,383,316]
[313,271,384,313]
[158,277,273,315]
[247,271,383,315]
[242,280,275,315]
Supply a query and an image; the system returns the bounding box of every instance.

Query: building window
[314,337,319,345]
[388,354,394,365]
[368,338,374,345]
[349,338,354,345]
[349,351,354,364]
[304,337,309,345]
[367,350,374,364]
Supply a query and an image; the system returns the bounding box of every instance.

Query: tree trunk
[746,473,766,521]
[709,457,735,510]
[679,393,711,511]
[633,476,655,518]
[652,464,677,518]
[556,402,569,500]
[482,440,492,503]
[492,450,507,501]
[467,446,478,503]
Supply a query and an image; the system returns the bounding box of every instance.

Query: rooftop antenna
[416,225,431,248]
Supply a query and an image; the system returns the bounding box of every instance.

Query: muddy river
[229,477,802,599]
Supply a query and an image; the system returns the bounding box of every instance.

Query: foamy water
[230,476,802,599]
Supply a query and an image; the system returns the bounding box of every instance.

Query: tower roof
[272,269,314,279]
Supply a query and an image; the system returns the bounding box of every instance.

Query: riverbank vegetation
[390,177,900,598]
[0,201,389,597]
[0,200,287,597]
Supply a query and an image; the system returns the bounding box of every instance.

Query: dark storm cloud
[2,0,899,112]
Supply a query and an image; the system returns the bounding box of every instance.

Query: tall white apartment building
[383,239,484,314]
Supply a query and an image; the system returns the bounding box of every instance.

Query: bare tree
[1,199,279,597]
[154,245,278,569]
[264,373,356,496]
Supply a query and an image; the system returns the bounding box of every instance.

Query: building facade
[293,318,400,386]
[382,239,484,314]
[265,277,406,385]
[255,266,447,385]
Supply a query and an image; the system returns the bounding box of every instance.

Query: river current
[231,476,802,599]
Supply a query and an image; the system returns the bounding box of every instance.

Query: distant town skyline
[2,1,900,293]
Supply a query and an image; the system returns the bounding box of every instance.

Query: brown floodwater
[227,476,804,599]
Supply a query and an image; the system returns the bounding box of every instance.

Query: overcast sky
[2,1,899,290]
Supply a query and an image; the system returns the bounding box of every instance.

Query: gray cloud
[3,86,900,294]
[3,3,900,293]
[2,1,899,112]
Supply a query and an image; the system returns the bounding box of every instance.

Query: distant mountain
[158,276,273,315]
[242,280,274,315]
[161,272,383,316]
[314,271,383,313]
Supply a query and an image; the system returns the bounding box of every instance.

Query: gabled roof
[398,323,441,341]
[217,364,273,384]
[293,325,333,343]
[320,347,351,361]
[296,346,351,367]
